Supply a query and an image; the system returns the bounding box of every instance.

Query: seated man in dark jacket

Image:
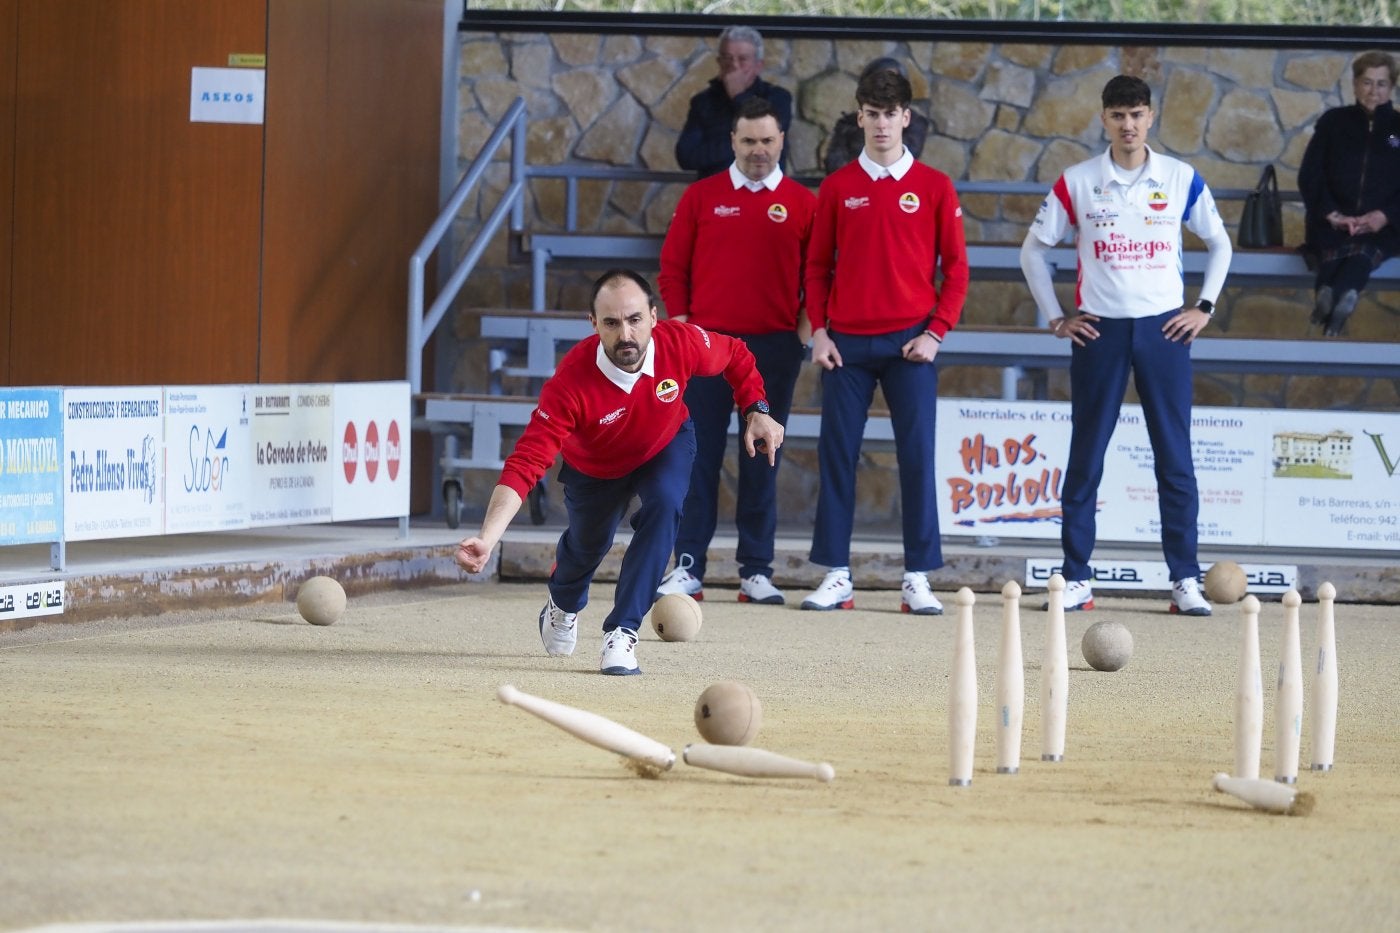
[675,26,792,178]
[1298,49,1400,337]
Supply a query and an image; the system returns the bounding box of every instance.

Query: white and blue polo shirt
[1029,146,1226,319]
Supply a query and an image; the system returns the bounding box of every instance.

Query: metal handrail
[406,97,528,395]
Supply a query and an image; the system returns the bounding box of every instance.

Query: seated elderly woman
[1298,49,1400,337]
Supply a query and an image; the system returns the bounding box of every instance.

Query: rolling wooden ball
[694,681,762,745]
[297,575,346,626]
[650,593,703,642]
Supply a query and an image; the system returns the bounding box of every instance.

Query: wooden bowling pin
[1310,582,1338,772]
[1212,772,1310,815]
[996,580,1024,775]
[1274,590,1303,784]
[948,587,978,787]
[1234,595,1263,780]
[1041,574,1068,762]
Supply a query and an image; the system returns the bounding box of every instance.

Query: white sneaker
[600,627,641,676]
[800,569,854,611]
[1058,579,1095,612]
[1170,577,1212,616]
[901,573,944,616]
[656,553,703,601]
[738,574,785,605]
[538,596,578,657]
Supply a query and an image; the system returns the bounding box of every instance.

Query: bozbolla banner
[935,399,1400,551]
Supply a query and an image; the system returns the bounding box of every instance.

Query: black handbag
[1238,164,1283,249]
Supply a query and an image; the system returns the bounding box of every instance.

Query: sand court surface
[3,581,1398,932]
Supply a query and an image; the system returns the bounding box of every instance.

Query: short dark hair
[733,96,779,130]
[856,68,911,111]
[590,269,657,314]
[1102,75,1152,110]
[860,57,907,81]
[1353,50,1398,83]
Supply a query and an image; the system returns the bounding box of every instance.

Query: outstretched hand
[456,537,493,574]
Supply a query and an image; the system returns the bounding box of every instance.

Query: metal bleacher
[407,96,1400,527]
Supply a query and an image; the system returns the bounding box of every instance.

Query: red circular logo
[342,421,358,483]
[364,421,381,482]
[387,420,402,482]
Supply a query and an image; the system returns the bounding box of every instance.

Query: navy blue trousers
[672,330,804,581]
[550,421,695,633]
[1060,310,1200,583]
[811,321,942,573]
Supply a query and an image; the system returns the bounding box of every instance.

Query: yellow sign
[227,53,266,68]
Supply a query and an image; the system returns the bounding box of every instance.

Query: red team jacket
[805,160,969,339]
[498,319,767,498]
[658,171,817,333]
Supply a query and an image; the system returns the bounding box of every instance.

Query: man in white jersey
[1019,75,1232,616]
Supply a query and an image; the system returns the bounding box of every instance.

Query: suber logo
[343,422,359,483]
[184,425,230,493]
[364,421,381,483]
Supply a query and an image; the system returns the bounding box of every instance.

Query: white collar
[1099,145,1156,186]
[728,163,784,192]
[595,337,655,393]
[858,147,914,181]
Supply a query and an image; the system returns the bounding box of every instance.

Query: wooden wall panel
[9,0,266,387]
[0,0,17,386]
[260,0,443,384]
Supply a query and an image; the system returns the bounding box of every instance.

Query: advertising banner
[1025,558,1298,594]
[63,387,164,541]
[1260,409,1400,550]
[331,382,411,522]
[164,386,253,534]
[0,580,65,622]
[937,400,1398,551]
[0,388,63,545]
[248,385,334,527]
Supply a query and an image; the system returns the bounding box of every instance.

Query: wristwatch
[742,399,770,420]
[1195,299,1215,316]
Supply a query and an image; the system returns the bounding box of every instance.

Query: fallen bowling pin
[683,743,835,783]
[1212,772,1314,816]
[498,684,675,771]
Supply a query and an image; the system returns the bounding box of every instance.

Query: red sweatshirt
[658,171,816,333]
[804,159,969,338]
[498,320,766,496]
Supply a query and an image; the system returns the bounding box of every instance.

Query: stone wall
[446,31,1400,527]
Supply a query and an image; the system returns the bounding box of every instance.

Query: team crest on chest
[1147,190,1168,212]
[899,192,921,214]
[655,378,680,403]
[767,203,788,223]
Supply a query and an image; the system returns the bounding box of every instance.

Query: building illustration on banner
[1272,429,1353,478]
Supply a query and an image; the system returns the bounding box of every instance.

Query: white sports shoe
[901,573,944,616]
[800,569,854,611]
[738,574,785,605]
[537,596,578,657]
[1053,579,1095,612]
[1170,577,1212,616]
[656,553,703,600]
[599,627,641,676]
